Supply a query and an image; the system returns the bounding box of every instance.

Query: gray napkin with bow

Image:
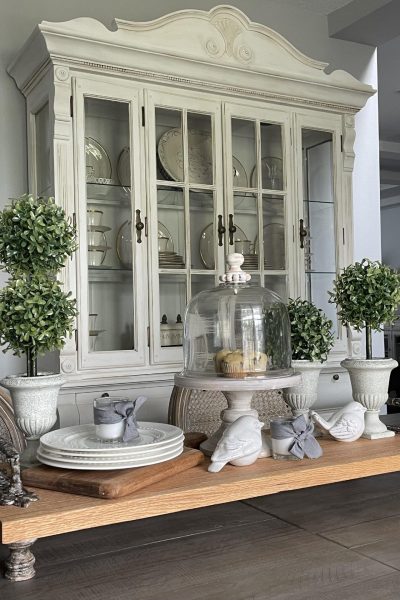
[94,396,147,442]
[271,415,322,459]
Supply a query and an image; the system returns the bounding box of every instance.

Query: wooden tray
[22,447,204,499]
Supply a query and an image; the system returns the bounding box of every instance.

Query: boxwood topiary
[0,194,77,376]
[329,258,400,359]
[287,298,334,363]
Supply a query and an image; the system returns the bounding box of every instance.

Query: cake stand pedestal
[174,373,301,456]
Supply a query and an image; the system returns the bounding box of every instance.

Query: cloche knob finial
[219,253,251,284]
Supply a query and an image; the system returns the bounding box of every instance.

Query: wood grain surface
[21,447,204,499]
[2,436,400,544]
[0,520,393,600]
[3,475,400,598]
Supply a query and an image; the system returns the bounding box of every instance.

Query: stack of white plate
[243,254,259,270]
[159,251,185,268]
[37,422,184,470]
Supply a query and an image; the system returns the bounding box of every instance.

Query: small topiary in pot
[0,194,77,376]
[0,194,77,464]
[288,298,335,363]
[329,259,400,439]
[284,298,334,418]
[329,258,400,360]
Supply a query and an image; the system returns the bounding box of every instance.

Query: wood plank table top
[2,436,400,544]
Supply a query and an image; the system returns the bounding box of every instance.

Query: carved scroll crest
[205,16,253,64]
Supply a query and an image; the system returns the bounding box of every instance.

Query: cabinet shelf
[156,181,215,192]
[87,182,131,205]
[88,266,130,271]
[233,188,285,196]
[88,265,132,282]
[157,204,214,212]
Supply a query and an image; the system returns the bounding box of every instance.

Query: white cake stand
[174,372,301,456]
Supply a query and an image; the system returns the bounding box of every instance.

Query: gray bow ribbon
[271,415,322,459]
[115,397,147,442]
[94,396,147,442]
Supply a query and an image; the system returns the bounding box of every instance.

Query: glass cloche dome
[182,254,292,380]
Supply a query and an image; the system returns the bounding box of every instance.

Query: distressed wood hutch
[7,6,374,425]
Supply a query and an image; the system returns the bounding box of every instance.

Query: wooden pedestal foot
[4,539,37,581]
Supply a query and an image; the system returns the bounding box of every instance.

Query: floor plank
[0,519,393,600]
[307,572,400,600]
[322,514,400,570]
[245,473,400,533]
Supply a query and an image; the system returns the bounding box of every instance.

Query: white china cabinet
[8,6,374,424]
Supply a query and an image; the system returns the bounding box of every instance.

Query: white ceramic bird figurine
[310,401,366,442]
[208,415,264,473]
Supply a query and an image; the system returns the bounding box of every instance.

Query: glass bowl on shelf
[88,246,109,267]
[87,209,103,227]
[116,220,133,269]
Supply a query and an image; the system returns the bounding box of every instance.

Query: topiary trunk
[365,324,372,360]
[26,348,38,377]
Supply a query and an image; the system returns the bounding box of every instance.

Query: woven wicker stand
[174,373,301,455]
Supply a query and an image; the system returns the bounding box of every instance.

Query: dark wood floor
[2,472,400,599]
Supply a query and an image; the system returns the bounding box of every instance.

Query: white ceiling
[274,0,354,15]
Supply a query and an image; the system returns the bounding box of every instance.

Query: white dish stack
[37,422,184,470]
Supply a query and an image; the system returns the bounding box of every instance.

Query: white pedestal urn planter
[341,358,397,439]
[1,373,65,465]
[283,360,323,418]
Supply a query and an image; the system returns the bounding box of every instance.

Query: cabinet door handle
[217,214,226,247]
[228,214,236,246]
[135,209,144,244]
[299,218,308,249]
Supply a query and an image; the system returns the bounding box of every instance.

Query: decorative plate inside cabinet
[158,128,248,189]
[254,223,285,270]
[251,156,283,190]
[117,220,175,268]
[199,223,248,270]
[232,157,248,188]
[158,129,213,184]
[116,146,130,189]
[85,137,112,183]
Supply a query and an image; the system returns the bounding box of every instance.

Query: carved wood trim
[51,57,361,113]
[342,114,356,172]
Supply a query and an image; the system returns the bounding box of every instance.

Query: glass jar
[93,396,129,442]
[270,416,299,460]
[181,253,292,380]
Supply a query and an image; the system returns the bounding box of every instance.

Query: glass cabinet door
[224,104,291,300]
[296,114,345,353]
[74,79,146,369]
[146,91,223,363]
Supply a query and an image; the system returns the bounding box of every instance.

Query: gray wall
[0,0,380,377]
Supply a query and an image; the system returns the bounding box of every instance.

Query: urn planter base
[362,409,395,439]
[0,373,65,466]
[341,358,397,440]
[283,360,323,420]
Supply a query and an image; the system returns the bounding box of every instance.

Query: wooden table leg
[4,539,37,581]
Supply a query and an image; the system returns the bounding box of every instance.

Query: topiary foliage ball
[288,298,334,363]
[329,259,400,332]
[0,194,76,273]
[0,273,77,359]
